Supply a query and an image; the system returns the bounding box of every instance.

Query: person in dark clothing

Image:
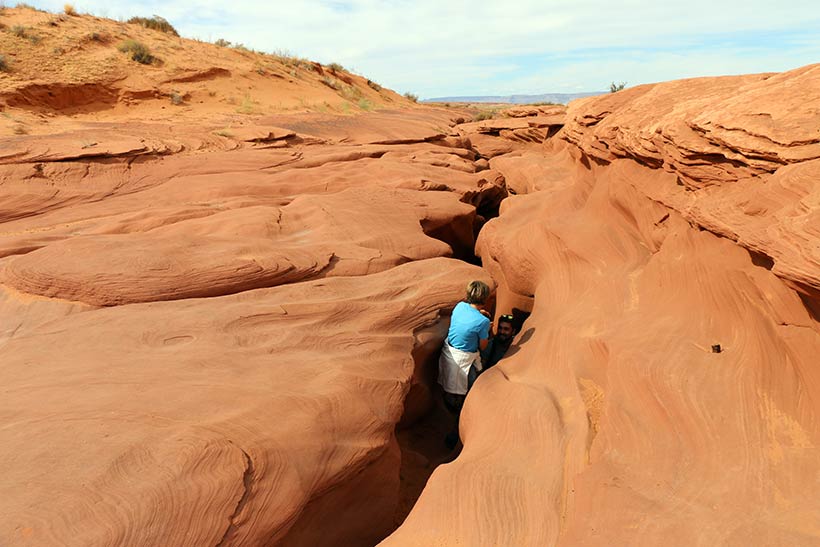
[468,314,516,389]
[481,314,516,370]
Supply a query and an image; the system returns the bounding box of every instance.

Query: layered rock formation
[4,6,820,546]
[2,8,502,544]
[0,100,508,545]
[384,65,820,546]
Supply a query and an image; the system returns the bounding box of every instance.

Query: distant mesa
[423,92,605,105]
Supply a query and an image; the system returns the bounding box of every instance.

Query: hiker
[438,280,491,448]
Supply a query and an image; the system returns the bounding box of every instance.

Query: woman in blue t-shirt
[438,280,492,448]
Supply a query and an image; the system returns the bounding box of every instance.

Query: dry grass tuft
[63,3,77,15]
[321,76,341,90]
[327,62,345,73]
[127,15,179,36]
[403,92,419,103]
[86,31,109,43]
[0,54,9,72]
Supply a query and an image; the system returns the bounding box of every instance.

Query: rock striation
[0,100,505,545]
[3,6,820,545]
[383,65,820,546]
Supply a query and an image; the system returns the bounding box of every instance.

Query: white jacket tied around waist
[438,340,483,396]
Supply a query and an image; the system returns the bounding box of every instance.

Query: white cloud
[28,0,820,97]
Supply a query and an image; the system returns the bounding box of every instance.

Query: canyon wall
[384,65,820,546]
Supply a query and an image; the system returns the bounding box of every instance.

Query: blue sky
[24,0,820,98]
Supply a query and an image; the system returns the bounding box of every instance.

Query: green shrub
[118,39,155,64]
[358,98,373,111]
[169,92,183,105]
[214,38,230,47]
[327,62,345,72]
[0,55,9,72]
[609,81,626,93]
[127,15,178,36]
[473,110,495,121]
[10,24,27,37]
[403,92,419,103]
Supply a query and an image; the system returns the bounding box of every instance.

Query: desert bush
[169,92,183,105]
[473,110,495,121]
[403,92,418,103]
[87,31,108,42]
[9,25,39,43]
[214,38,230,47]
[12,123,28,135]
[358,98,373,111]
[118,39,154,64]
[15,3,36,9]
[327,62,345,72]
[63,3,77,15]
[366,79,382,92]
[609,81,626,93]
[321,76,340,90]
[0,54,9,71]
[127,15,178,36]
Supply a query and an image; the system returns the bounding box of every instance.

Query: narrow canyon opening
[389,160,516,534]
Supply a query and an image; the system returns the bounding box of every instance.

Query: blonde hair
[465,280,490,304]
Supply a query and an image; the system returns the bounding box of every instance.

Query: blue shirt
[447,302,490,352]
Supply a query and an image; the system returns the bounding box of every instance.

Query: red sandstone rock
[4,7,820,545]
[383,66,820,546]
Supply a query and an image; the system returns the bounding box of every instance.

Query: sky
[25,0,820,98]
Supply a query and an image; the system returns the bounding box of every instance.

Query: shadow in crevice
[794,283,820,324]
[393,388,462,528]
[748,249,775,270]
